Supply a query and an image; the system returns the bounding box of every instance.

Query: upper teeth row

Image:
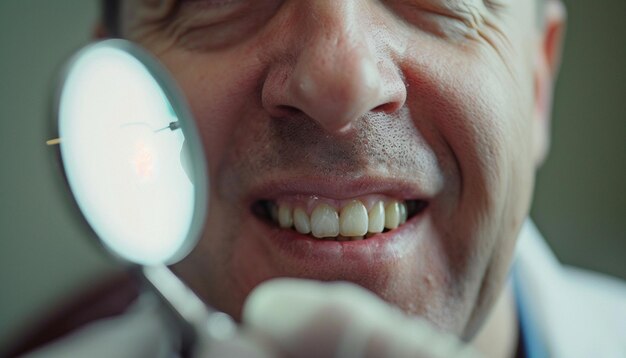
[272,200,408,239]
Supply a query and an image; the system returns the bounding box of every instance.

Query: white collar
[514,219,626,357]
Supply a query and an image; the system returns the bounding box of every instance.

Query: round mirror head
[55,40,207,266]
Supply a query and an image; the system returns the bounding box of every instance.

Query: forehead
[115,0,539,60]
[116,0,538,25]
[117,0,539,59]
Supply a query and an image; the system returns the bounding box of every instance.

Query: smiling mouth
[252,196,428,241]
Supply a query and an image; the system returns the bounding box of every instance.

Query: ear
[533,0,567,168]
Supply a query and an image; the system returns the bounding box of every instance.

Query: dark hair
[101,0,120,37]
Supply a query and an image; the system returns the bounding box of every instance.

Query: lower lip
[253,210,428,271]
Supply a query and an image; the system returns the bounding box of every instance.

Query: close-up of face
[111,0,561,340]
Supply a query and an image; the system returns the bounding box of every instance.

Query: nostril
[277,105,301,114]
[272,105,304,119]
[371,90,405,114]
[372,102,398,114]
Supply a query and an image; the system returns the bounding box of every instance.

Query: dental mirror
[50,39,233,354]
[53,39,206,266]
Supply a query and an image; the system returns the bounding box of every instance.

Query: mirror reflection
[57,42,201,266]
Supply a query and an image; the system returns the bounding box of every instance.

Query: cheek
[157,50,265,191]
[402,47,534,218]
[401,48,536,332]
[157,49,274,316]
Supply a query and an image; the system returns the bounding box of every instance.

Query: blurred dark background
[531,0,626,280]
[1,0,624,351]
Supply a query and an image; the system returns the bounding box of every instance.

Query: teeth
[278,204,293,228]
[368,201,385,233]
[384,202,400,230]
[293,207,311,234]
[399,202,407,225]
[311,204,340,238]
[339,201,368,237]
[271,199,413,240]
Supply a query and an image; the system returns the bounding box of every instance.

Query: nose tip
[262,7,406,135]
[287,52,387,133]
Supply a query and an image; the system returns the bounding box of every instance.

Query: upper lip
[245,173,434,204]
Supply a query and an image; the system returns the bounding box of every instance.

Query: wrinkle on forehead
[440,0,489,26]
[483,0,510,10]
[121,0,178,38]
[407,0,489,26]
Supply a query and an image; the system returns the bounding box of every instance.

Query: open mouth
[252,196,428,241]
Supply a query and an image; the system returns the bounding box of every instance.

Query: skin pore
[102,0,564,356]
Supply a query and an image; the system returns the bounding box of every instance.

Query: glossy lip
[243,175,433,266]
[249,206,428,267]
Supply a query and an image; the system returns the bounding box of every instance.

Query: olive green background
[1,0,624,351]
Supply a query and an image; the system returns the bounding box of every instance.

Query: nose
[262,2,406,134]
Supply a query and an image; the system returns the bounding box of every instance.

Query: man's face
[119,0,550,338]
